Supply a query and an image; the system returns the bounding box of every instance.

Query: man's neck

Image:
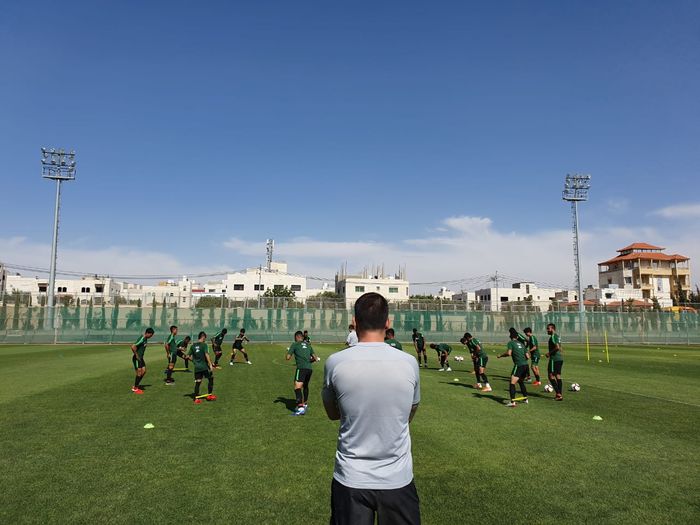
[357,329,386,343]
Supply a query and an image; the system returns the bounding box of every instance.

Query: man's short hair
[547,323,556,330]
[222,328,228,334]
[354,293,388,333]
[170,325,177,332]
[386,328,395,338]
[294,330,303,339]
[348,324,355,330]
[145,327,154,335]
[240,328,245,334]
[412,328,417,333]
[429,343,437,349]
[524,327,532,334]
[198,331,206,339]
[509,327,518,338]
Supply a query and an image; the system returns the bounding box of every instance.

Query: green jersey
[133,335,148,359]
[548,333,563,362]
[412,332,425,349]
[436,343,452,354]
[515,331,528,347]
[385,338,403,350]
[507,340,528,366]
[467,338,482,356]
[526,334,539,351]
[166,333,178,354]
[303,335,311,343]
[212,330,226,346]
[287,341,315,370]
[188,342,211,372]
[176,338,189,350]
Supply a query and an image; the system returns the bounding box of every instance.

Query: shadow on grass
[183,393,195,400]
[274,397,298,413]
[471,392,508,404]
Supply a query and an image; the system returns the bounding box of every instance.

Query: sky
[1,0,698,293]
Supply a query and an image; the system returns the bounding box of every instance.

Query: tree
[309,291,342,300]
[263,286,296,298]
[688,285,700,305]
[196,296,227,308]
[651,297,661,311]
[673,277,689,306]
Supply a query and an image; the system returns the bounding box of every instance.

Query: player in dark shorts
[131,327,154,394]
[546,323,564,401]
[177,336,192,371]
[523,327,541,385]
[303,330,311,343]
[164,325,180,384]
[210,328,227,369]
[497,327,530,407]
[412,328,428,367]
[285,330,319,415]
[462,333,491,392]
[189,331,216,404]
[229,328,251,365]
[384,328,403,350]
[510,327,532,381]
[429,343,452,372]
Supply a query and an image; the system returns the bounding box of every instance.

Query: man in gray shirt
[345,323,358,347]
[323,293,421,525]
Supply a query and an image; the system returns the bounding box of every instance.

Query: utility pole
[41,148,76,329]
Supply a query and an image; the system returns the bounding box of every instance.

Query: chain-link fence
[0,304,698,345]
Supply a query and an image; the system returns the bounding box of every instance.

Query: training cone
[453,378,459,381]
[143,423,155,429]
[592,416,603,421]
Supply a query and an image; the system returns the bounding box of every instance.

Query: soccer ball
[454,356,464,362]
[570,383,581,392]
[543,384,554,393]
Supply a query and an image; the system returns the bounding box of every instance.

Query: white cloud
[606,198,629,214]
[652,203,700,219]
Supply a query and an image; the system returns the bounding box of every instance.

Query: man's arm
[409,404,419,423]
[497,349,512,359]
[205,352,214,371]
[321,386,340,420]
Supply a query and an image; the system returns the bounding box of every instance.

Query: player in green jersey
[286,330,319,415]
[303,330,311,343]
[164,325,179,384]
[130,327,155,394]
[384,328,403,350]
[497,328,531,407]
[189,331,216,404]
[429,343,452,371]
[177,336,192,371]
[412,328,428,367]
[462,333,491,392]
[230,328,251,364]
[210,328,227,369]
[523,327,541,385]
[510,327,532,381]
[546,323,564,401]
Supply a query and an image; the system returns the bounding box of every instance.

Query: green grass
[0,342,698,524]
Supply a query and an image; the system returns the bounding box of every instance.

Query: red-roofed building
[597,243,691,307]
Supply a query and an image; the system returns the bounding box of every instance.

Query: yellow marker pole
[586,330,590,362]
[604,331,610,363]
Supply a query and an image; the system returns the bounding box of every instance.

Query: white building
[335,265,409,308]
[584,284,645,306]
[222,262,307,300]
[120,277,195,307]
[451,291,476,304]
[474,282,564,312]
[436,287,454,300]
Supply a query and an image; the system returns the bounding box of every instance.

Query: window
[182,298,186,303]
[80,287,90,293]
[624,277,632,284]
[58,286,67,293]
[355,286,365,292]
[170,293,174,297]
[208,289,216,293]
[291,284,302,292]
[233,284,244,291]
[254,284,265,291]
[274,285,284,291]
[95,284,104,293]
[221,290,226,293]
[38,285,47,292]
[389,287,399,293]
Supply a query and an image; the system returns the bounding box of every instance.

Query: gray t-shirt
[322,342,420,489]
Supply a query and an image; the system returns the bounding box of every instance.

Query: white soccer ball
[543,384,554,393]
[570,383,581,392]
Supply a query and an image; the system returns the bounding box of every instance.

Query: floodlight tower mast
[562,174,591,316]
[266,239,274,271]
[41,148,76,329]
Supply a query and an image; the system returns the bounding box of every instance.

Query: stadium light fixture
[42,147,77,328]
[562,174,591,317]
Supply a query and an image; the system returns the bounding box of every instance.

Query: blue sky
[1,1,698,291]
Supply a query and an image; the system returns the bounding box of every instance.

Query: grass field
[0,341,698,524]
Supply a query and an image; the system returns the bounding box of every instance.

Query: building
[451,291,476,304]
[474,282,564,312]
[5,274,121,306]
[222,262,307,300]
[120,277,194,307]
[435,287,455,300]
[335,265,409,308]
[597,243,691,307]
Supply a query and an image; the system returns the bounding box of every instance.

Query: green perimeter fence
[0,305,699,345]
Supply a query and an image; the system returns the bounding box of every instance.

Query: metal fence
[0,304,698,345]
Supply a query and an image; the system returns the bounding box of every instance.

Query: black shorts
[549,360,563,375]
[477,355,488,368]
[294,368,312,384]
[212,344,222,353]
[511,364,528,380]
[168,352,178,364]
[232,343,243,350]
[416,345,425,353]
[132,356,146,370]
[330,478,420,525]
[195,370,212,380]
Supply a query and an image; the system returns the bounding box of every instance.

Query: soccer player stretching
[524,327,541,385]
[497,328,530,407]
[463,333,491,392]
[164,325,180,384]
[230,328,251,364]
[131,327,154,394]
[210,328,227,369]
[546,323,564,401]
[429,343,452,371]
[177,336,192,371]
[384,328,403,350]
[286,330,319,415]
[303,330,311,343]
[189,331,216,404]
[412,328,428,367]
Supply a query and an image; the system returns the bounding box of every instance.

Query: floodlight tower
[41,148,76,328]
[266,239,274,271]
[562,174,591,315]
